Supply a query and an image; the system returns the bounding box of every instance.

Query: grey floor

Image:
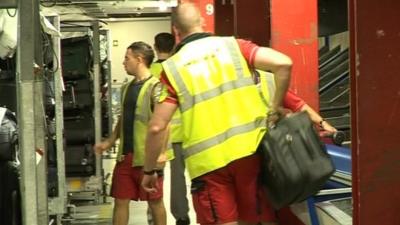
[69,154,197,225]
[64,154,351,225]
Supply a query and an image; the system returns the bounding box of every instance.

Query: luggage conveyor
[326,145,351,187]
[300,42,353,225]
[303,143,352,225]
[319,45,351,148]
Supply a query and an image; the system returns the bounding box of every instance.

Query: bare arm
[142,101,177,192]
[151,82,171,168]
[93,117,121,154]
[253,47,292,110]
[143,101,177,172]
[109,117,121,143]
[300,104,337,133]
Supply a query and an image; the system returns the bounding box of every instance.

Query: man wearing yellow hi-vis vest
[150,32,175,79]
[93,42,170,225]
[142,3,292,225]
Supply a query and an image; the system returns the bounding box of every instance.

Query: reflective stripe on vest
[162,36,269,179]
[170,111,184,143]
[257,70,276,109]
[164,39,250,113]
[183,117,265,157]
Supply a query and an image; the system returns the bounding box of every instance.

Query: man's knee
[148,198,164,209]
[114,198,130,209]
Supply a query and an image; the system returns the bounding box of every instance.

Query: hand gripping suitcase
[258,111,335,209]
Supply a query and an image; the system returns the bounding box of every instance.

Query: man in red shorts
[142,3,292,225]
[94,41,167,225]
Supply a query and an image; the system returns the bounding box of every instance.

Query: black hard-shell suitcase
[64,115,94,145]
[0,81,17,112]
[61,36,93,80]
[258,111,335,209]
[63,79,94,111]
[65,144,95,177]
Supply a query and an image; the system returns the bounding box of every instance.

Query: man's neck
[157,52,170,60]
[134,67,152,82]
[175,32,212,53]
[179,27,204,40]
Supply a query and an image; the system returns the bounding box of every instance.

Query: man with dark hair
[151,32,190,225]
[152,32,190,225]
[94,41,168,225]
[151,32,175,78]
[154,32,175,55]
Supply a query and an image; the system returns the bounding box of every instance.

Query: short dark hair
[127,41,154,68]
[154,32,175,53]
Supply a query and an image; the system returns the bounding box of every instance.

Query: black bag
[258,111,335,209]
[0,162,22,225]
[61,36,93,80]
[0,161,22,225]
[0,107,18,162]
[63,79,94,111]
[0,81,17,112]
[65,144,95,177]
[64,115,94,145]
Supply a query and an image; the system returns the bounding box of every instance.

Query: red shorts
[191,154,276,225]
[111,153,163,201]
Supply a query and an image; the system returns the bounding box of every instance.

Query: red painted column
[179,0,215,33]
[349,1,400,225]
[270,0,319,110]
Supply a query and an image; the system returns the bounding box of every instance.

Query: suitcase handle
[320,131,345,146]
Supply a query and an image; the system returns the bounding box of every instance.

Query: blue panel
[326,144,351,174]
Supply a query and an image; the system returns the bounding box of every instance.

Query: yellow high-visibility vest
[117,77,172,166]
[256,70,276,110]
[150,62,163,79]
[162,36,272,179]
[170,110,184,143]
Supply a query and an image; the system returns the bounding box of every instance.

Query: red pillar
[270,0,319,110]
[270,2,318,224]
[349,1,400,224]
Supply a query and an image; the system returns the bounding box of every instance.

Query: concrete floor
[64,154,352,225]
[69,155,197,225]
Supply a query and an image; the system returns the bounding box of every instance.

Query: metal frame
[33,1,49,223]
[307,187,352,225]
[92,21,102,180]
[99,28,113,152]
[16,0,48,224]
[47,15,68,220]
[0,0,17,8]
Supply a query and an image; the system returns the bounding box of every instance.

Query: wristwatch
[319,119,326,127]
